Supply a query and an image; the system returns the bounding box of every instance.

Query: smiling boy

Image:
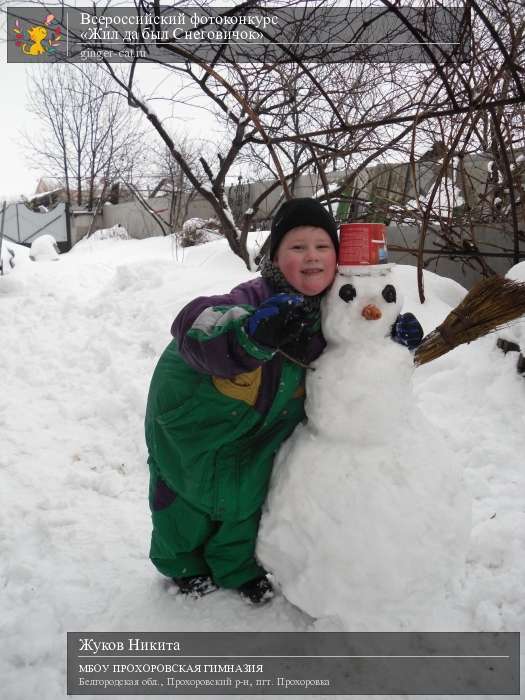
[271,226,337,296]
[145,198,339,604]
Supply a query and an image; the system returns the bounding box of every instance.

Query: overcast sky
[0,37,220,201]
[0,0,204,199]
[0,51,42,199]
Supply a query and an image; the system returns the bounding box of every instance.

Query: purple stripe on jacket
[171,277,326,415]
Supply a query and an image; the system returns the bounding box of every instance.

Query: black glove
[391,312,424,350]
[245,293,306,349]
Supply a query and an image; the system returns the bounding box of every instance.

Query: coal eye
[339,284,357,303]
[382,284,396,303]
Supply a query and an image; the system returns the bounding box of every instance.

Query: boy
[145,198,422,604]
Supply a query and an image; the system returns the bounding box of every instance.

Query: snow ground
[0,233,523,700]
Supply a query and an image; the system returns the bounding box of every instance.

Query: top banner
[7,4,471,64]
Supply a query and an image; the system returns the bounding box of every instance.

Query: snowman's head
[322,270,403,345]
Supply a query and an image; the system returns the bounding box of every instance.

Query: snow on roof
[28,188,63,202]
[313,181,341,198]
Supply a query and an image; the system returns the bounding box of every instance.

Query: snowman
[257,223,471,630]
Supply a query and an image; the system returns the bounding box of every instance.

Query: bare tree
[13,0,525,286]
[23,64,145,209]
[150,138,201,231]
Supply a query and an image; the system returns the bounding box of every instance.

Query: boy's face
[273,226,337,296]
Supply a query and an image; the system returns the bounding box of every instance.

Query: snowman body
[257,267,471,630]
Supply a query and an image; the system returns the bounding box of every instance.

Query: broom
[414,275,525,367]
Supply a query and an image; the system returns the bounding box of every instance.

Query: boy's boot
[238,575,274,605]
[172,575,218,598]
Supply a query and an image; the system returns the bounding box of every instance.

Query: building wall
[73,152,525,241]
[65,160,522,289]
[100,197,172,238]
[100,194,220,236]
[70,211,103,245]
[387,223,517,289]
[91,174,341,236]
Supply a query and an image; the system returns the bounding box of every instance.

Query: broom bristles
[414,276,525,367]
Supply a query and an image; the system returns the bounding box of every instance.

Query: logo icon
[13,14,62,56]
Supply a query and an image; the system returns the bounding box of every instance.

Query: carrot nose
[362,304,382,320]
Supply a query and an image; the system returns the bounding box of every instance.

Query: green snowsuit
[145,277,325,588]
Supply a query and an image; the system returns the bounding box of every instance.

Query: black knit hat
[270,198,339,259]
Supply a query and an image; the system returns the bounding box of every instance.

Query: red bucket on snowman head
[338,223,392,276]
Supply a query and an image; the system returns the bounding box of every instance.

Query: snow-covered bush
[88,224,130,242]
[178,218,221,247]
[29,234,60,261]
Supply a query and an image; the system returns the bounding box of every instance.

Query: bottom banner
[67,632,519,695]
